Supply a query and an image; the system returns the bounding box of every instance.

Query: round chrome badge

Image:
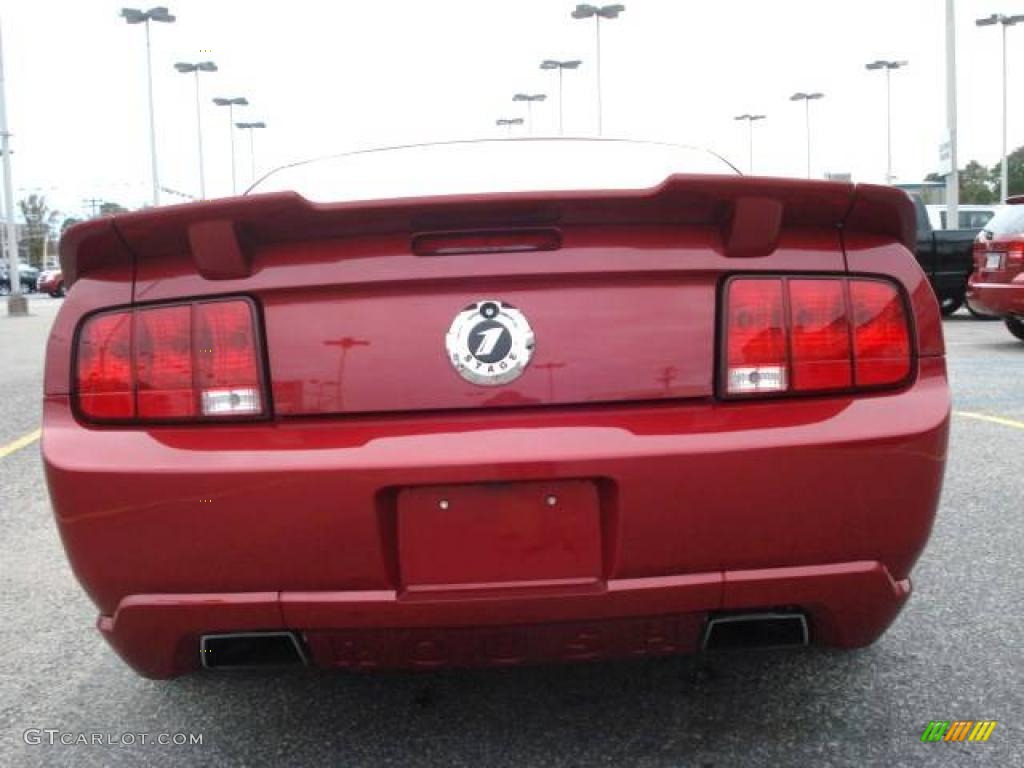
[446,300,535,386]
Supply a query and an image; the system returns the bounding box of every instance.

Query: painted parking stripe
[955,411,1024,431]
[0,428,41,459]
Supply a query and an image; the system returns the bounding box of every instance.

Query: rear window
[983,205,1024,237]
[248,138,738,203]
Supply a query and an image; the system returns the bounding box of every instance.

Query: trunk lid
[63,177,914,417]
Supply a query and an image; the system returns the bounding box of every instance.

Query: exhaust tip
[702,611,809,651]
[200,632,308,670]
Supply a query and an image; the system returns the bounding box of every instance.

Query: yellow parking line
[0,428,41,459]
[955,411,1024,431]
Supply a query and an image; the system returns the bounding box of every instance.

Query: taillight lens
[850,281,911,386]
[723,277,911,398]
[76,312,134,420]
[725,279,787,393]
[75,298,266,423]
[1008,243,1024,267]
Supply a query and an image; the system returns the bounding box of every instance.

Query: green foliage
[924,145,1022,203]
[17,194,60,268]
[98,201,129,216]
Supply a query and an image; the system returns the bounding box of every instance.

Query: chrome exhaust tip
[199,631,308,669]
[702,611,809,651]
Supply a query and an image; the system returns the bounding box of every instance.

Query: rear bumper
[100,561,910,678]
[966,278,1024,317]
[45,358,949,678]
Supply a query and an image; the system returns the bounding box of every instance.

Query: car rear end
[43,142,949,678]
[967,198,1024,339]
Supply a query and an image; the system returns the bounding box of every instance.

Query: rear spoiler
[60,175,914,285]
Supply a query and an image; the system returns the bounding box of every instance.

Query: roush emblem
[446,300,535,386]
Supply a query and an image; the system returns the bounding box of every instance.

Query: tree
[990,144,1023,200]
[959,160,997,204]
[98,201,129,216]
[17,194,60,268]
[61,216,82,233]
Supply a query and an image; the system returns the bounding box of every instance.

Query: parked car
[37,268,65,297]
[911,194,983,315]
[966,197,1024,341]
[926,204,1002,231]
[43,139,950,679]
[0,262,38,294]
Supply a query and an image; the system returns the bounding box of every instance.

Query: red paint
[966,200,1024,318]
[45,177,949,678]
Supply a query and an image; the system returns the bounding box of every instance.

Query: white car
[926,204,1003,231]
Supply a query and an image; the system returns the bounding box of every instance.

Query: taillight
[75,298,266,423]
[723,277,911,398]
[1008,242,1024,267]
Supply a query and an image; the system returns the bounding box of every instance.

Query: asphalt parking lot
[1,296,1021,767]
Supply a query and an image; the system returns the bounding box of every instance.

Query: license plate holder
[397,480,602,589]
[986,252,1004,270]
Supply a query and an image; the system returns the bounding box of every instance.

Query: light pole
[571,4,624,135]
[865,60,908,184]
[235,121,266,188]
[790,92,824,179]
[733,114,766,174]
[512,94,546,134]
[120,7,176,207]
[212,96,248,195]
[946,0,959,227]
[540,60,582,135]
[496,117,524,134]
[0,19,25,315]
[174,61,217,200]
[976,13,1024,201]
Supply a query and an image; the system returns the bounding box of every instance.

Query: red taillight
[725,279,787,393]
[850,281,911,387]
[75,298,265,423]
[788,280,853,391]
[1008,242,1024,267]
[723,277,911,398]
[77,312,134,420]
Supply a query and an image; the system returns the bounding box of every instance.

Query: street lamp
[865,60,908,184]
[976,13,1024,201]
[540,60,582,135]
[790,92,824,179]
[733,114,766,175]
[512,94,546,134]
[174,61,217,199]
[212,96,248,194]
[496,117,525,134]
[120,6,176,207]
[235,121,266,188]
[571,4,624,135]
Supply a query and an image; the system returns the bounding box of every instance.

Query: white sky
[1,0,1022,220]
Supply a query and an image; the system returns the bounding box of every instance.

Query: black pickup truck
[909,194,982,315]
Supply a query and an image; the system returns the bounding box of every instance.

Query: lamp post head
[147,6,175,22]
[977,13,1024,26]
[734,113,766,122]
[236,122,267,129]
[213,97,249,107]
[513,93,547,103]
[866,59,908,71]
[175,61,217,73]
[496,118,525,127]
[572,4,625,19]
[791,92,824,101]
[541,59,582,70]
[122,6,175,23]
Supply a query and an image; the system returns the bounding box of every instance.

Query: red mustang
[43,140,950,678]
[967,197,1024,341]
